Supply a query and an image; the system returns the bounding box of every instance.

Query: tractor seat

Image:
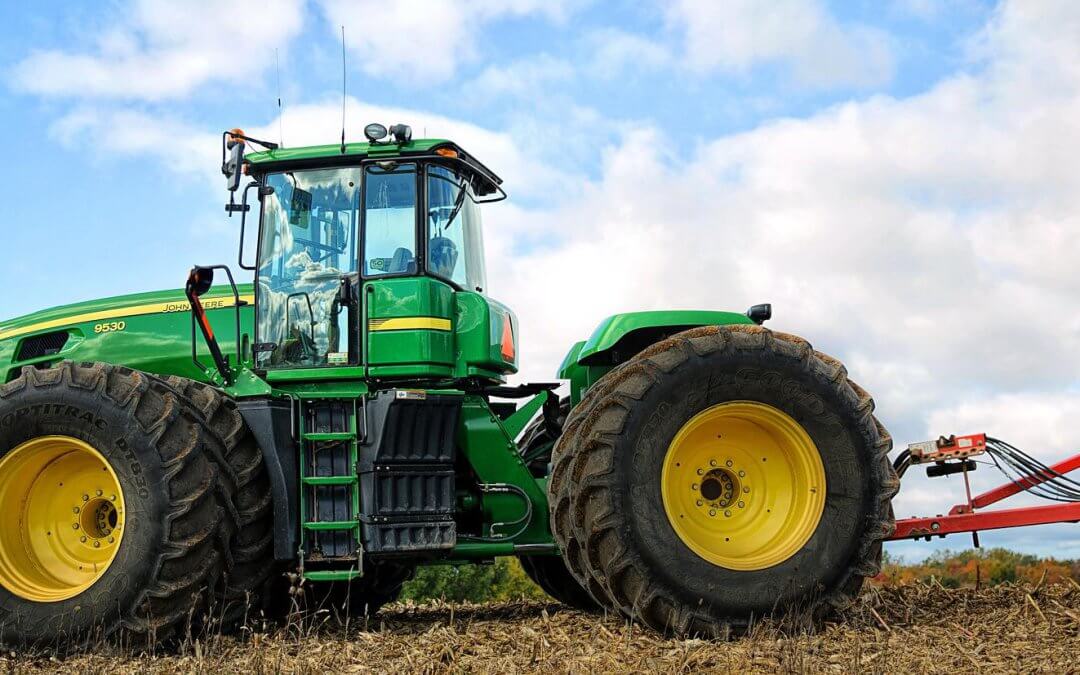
[388,247,416,274]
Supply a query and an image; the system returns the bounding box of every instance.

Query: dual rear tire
[0,362,239,647]
[549,325,898,636]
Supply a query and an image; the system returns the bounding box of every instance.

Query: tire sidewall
[617,347,874,617]
[0,383,170,641]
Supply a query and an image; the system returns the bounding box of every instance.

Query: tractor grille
[16,332,69,361]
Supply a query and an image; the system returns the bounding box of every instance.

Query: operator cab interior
[250,135,501,370]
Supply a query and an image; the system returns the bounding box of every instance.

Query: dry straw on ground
[3,581,1079,673]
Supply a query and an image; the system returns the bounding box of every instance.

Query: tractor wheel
[516,402,599,611]
[519,556,599,611]
[158,376,276,631]
[0,362,237,647]
[549,325,898,637]
[301,563,415,618]
[518,398,569,478]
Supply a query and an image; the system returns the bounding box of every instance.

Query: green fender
[557,310,757,405]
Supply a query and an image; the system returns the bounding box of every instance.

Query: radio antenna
[275,48,284,147]
[340,25,347,154]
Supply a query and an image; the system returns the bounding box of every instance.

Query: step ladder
[298,399,364,582]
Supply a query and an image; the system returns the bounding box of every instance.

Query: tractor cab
[215,125,516,383]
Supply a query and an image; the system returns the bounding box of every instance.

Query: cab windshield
[256,167,361,368]
[426,165,486,293]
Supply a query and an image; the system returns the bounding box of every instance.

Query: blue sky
[0,0,994,314]
[3,0,1080,560]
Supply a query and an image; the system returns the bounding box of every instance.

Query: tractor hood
[0,286,254,384]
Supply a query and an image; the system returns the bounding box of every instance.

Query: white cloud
[461,55,576,102]
[666,0,895,88]
[316,0,578,84]
[50,107,217,178]
[9,0,305,100]
[586,29,671,79]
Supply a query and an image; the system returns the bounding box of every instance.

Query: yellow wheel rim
[0,436,126,602]
[661,402,825,571]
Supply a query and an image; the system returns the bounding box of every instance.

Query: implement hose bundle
[985,437,1080,503]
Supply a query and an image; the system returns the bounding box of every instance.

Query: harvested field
[3,581,1078,673]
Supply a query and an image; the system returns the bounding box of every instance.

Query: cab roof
[244,138,504,197]
[245,138,452,165]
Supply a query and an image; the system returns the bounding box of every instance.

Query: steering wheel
[282,324,320,365]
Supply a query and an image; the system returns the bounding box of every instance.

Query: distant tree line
[398,548,1077,604]
[874,548,1078,588]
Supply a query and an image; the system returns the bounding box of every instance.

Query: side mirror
[222,129,245,193]
[187,266,214,297]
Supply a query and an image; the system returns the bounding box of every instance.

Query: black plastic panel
[360,390,461,555]
[363,391,459,466]
[362,519,456,554]
[362,468,455,517]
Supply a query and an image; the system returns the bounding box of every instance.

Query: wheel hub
[0,436,126,602]
[661,401,826,571]
[698,467,740,507]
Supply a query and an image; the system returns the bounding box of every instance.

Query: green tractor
[0,124,896,645]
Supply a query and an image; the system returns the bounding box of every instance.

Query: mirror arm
[185,265,242,386]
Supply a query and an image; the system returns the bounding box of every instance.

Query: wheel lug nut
[110,495,117,501]
[724,510,732,517]
[96,490,103,497]
[93,541,100,548]
[725,460,733,467]
[80,536,87,543]
[73,507,80,514]
[743,486,750,493]
[108,536,115,543]
[696,500,703,506]
[738,501,745,508]
[72,523,79,530]
[709,509,716,516]
[709,460,717,467]
[692,483,699,490]
[738,470,745,477]
[82,494,89,502]
[696,468,704,475]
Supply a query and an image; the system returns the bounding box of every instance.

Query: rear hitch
[891,432,1080,545]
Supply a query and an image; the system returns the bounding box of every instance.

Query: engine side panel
[0,286,254,383]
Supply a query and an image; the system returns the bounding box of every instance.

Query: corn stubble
[3,580,1078,674]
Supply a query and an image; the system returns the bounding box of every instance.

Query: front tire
[549,325,897,636]
[0,362,237,647]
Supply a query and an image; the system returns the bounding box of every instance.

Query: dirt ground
[3,581,1079,674]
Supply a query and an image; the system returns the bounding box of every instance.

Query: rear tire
[158,376,276,632]
[0,362,238,647]
[550,325,898,636]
